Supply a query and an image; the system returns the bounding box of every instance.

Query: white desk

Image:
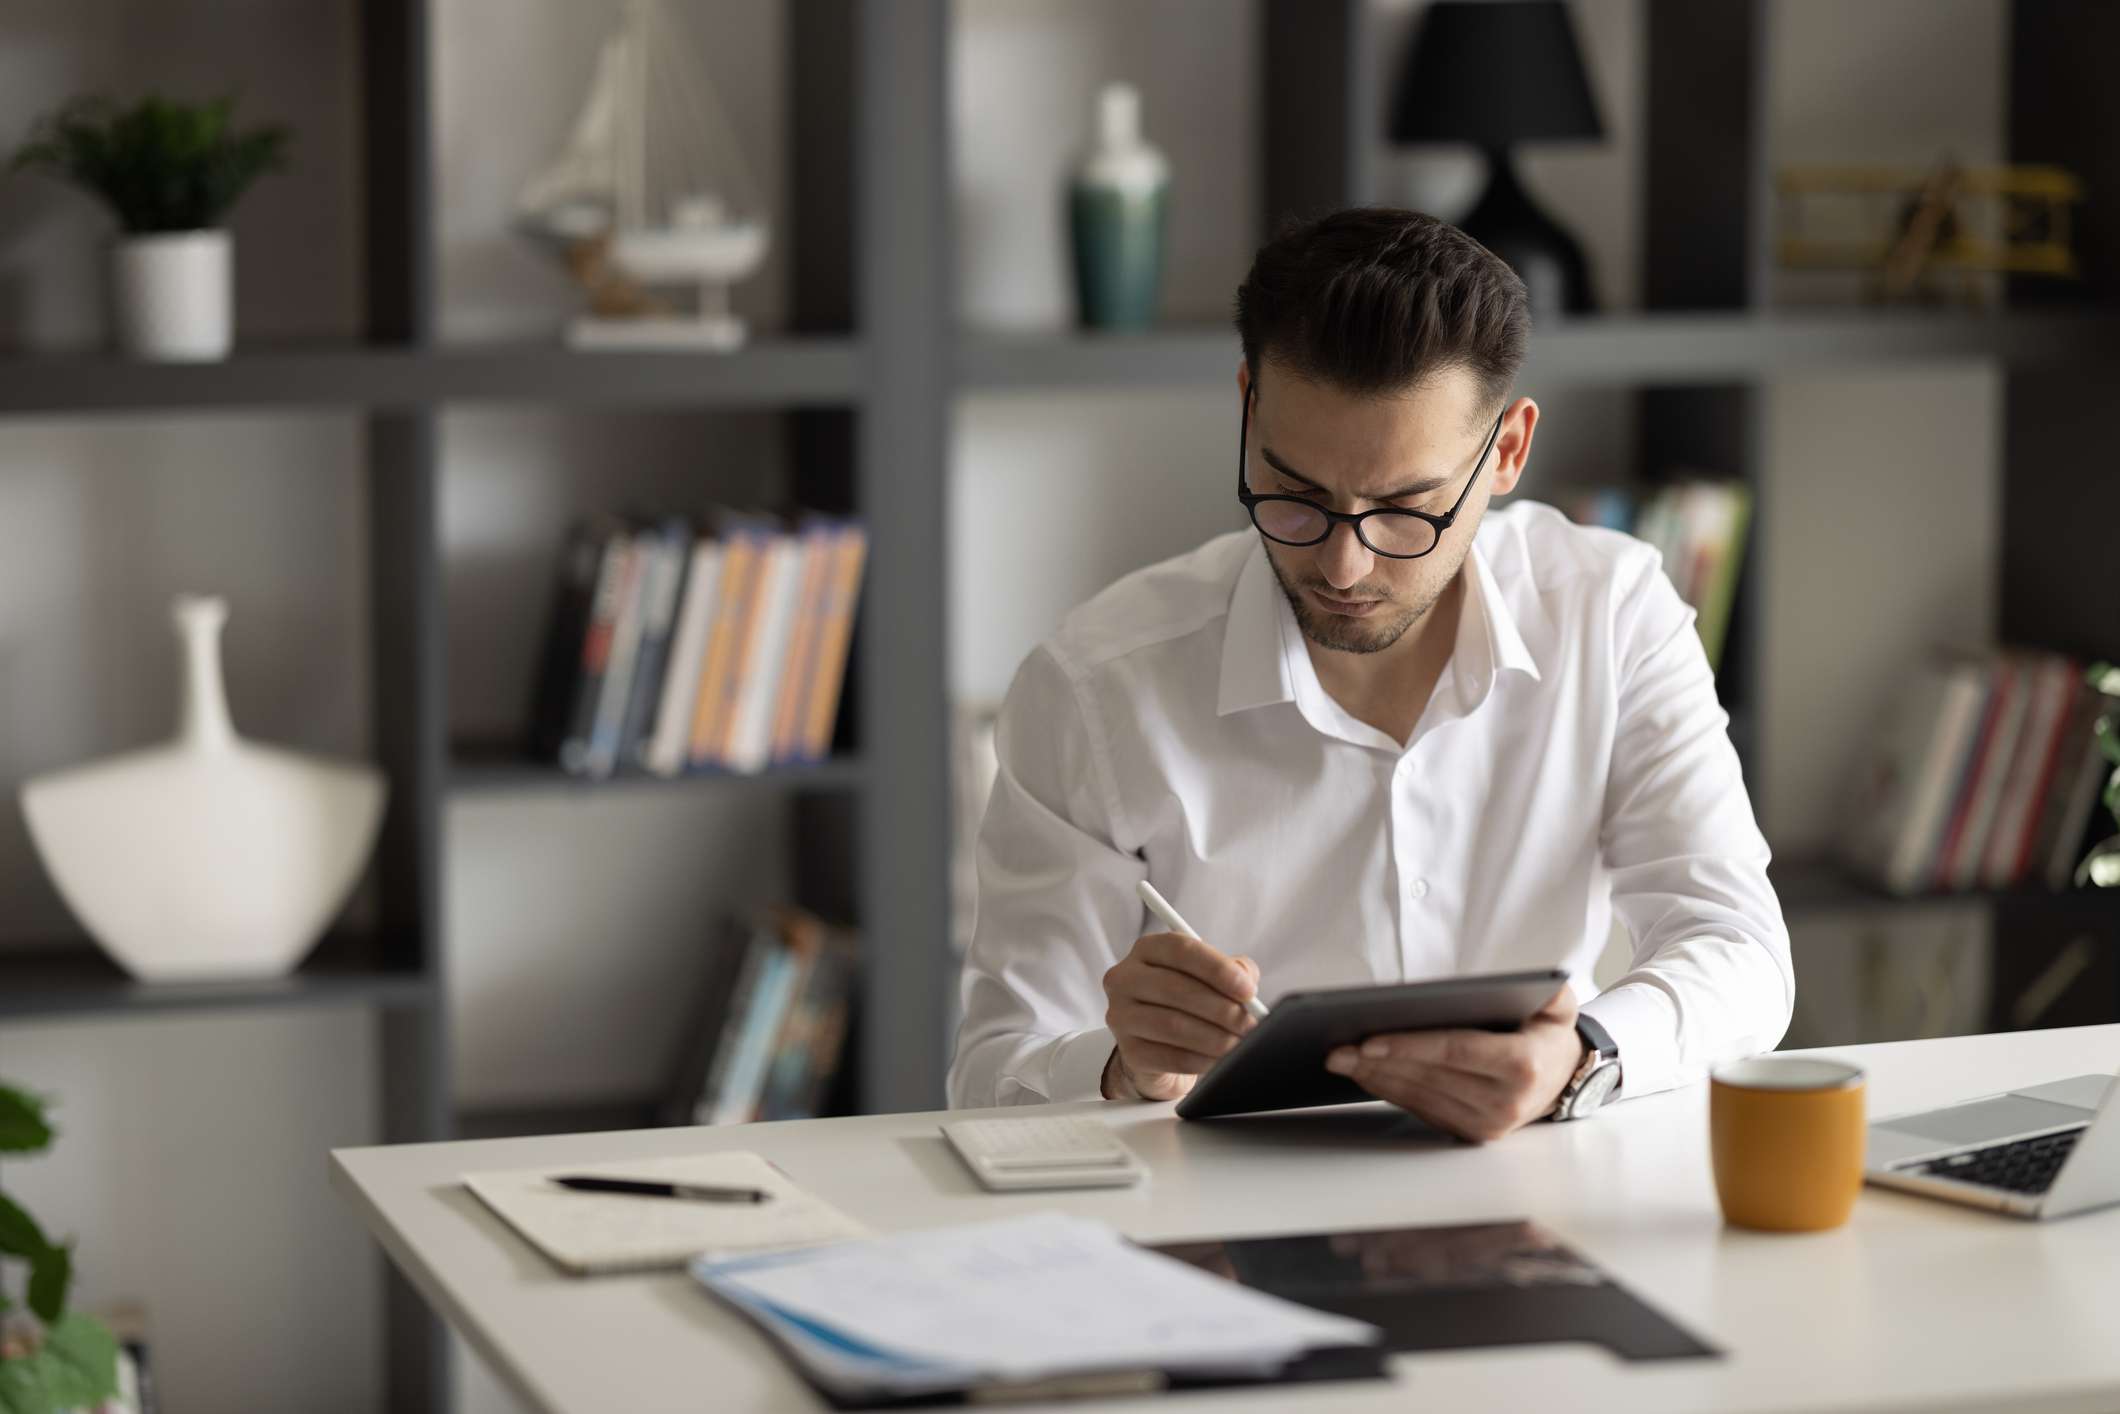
[335,1025,2120,1414]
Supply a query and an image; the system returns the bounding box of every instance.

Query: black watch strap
[1575,1012,1618,1062]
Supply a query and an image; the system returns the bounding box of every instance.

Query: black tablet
[1174,968,1571,1120]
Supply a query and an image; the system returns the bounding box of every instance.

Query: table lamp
[1390,0,1604,316]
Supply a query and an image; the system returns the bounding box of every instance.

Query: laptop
[1865,1072,2120,1219]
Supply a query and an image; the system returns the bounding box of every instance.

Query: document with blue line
[689,1211,1381,1404]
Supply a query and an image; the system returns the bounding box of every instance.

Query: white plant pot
[19,597,385,982]
[110,230,233,362]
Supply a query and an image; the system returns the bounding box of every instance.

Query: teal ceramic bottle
[1068,83,1170,331]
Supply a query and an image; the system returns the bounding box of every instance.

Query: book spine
[1694,484,1750,673]
[1921,661,2004,892]
[709,532,791,770]
[696,932,771,1126]
[800,524,870,762]
[584,529,655,780]
[2026,685,2096,886]
[689,530,763,768]
[769,521,837,766]
[755,912,825,1122]
[559,529,631,775]
[618,519,692,773]
[644,539,722,778]
[1986,656,2074,888]
[725,537,809,774]
[528,522,604,761]
[713,937,801,1126]
[1949,659,2030,891]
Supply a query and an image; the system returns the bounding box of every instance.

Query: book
[559,525,635,776]
[688,521,771,768]
[1945,656,2033,891]
[616,516,694,774]
[528,520,609,763]
[758,917,859,1122]
[799,523,870,762]
[1689,483,1751,672]
[694,923,775,1126]
[2028,684,2101,888]
[768,518,840,766]
[710,927,805,1125]
[582,527,656,780]
[705,530,796,770]
[643,536,723,778]
[1922,658,2006,891]
[1983,655,2076,889]
[724,534,810,774]
[661,914,763,1126]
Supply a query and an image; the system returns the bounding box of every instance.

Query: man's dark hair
[1233,207,1529,415]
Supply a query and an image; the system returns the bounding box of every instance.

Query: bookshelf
[958,309,2120,392]
[2,2,2116,1410]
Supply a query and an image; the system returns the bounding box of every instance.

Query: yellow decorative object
[1776,162,2084,299]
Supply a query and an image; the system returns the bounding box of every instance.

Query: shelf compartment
[448,747,867,796]
[0,338,865,416]
[957,309,2120,392]
[0,934,433,1021]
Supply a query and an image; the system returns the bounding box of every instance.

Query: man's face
[1241,361,1524,656]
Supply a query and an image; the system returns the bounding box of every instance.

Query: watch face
[1573,1061,1622,1115]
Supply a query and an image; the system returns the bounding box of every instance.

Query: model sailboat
[517,0,770,350]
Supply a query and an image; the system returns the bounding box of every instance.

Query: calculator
[940,1115,1148,1191]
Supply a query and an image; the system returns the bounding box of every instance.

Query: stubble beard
[1265,548,1441,656]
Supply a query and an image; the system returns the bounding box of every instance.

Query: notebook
[463,1151,865,1275]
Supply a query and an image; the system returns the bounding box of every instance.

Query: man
[948,208,1792,1139]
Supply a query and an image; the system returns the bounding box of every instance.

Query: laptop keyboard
[1915,1127,2086,1195]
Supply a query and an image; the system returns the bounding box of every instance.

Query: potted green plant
[0,1084,117,1414]
[2078,663,2120,888]
[11,95,289,362]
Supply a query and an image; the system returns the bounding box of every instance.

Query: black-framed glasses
[1236,387,1505,560]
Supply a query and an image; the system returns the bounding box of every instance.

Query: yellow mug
[1710,1056,1867,1232]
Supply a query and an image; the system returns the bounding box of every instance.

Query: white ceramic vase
[110,230,233,361]
[19,597,385,982]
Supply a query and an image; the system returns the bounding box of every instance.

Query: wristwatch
[1550,1014,1622,1121]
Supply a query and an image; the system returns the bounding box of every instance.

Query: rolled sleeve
[1592,553,1795,1099]
[947,647,1141,1109]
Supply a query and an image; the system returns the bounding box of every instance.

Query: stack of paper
[690,1212,1380,1403]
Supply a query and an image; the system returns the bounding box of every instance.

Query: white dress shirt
[948,500,1793,1110]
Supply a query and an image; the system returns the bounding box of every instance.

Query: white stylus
[1135,879,1270,1021]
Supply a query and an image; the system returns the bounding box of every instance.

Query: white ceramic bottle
[19,596,385,981]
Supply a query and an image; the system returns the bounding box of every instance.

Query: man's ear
[1489,396,1539,498]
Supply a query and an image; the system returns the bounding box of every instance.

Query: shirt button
[1410,878,1430,900]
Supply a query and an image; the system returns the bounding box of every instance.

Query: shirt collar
[1216,535,1541,723]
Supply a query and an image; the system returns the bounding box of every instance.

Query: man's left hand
[1324,986,1583,1142]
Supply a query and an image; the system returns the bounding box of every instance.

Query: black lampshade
[1390,1,1603,149]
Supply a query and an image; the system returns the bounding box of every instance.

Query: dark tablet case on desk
[1175,968,1570,1120]
[1153,1220,1719,1363]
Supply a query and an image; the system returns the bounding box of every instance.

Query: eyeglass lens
[1249,500,1441,557]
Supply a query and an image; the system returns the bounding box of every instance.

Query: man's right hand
[1100,931,1260,1101]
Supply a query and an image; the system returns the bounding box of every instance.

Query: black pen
[551,1175,772,1204]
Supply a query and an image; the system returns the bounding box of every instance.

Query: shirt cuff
[1579,982,1682,1100]
[1046,1026,1120,1103]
